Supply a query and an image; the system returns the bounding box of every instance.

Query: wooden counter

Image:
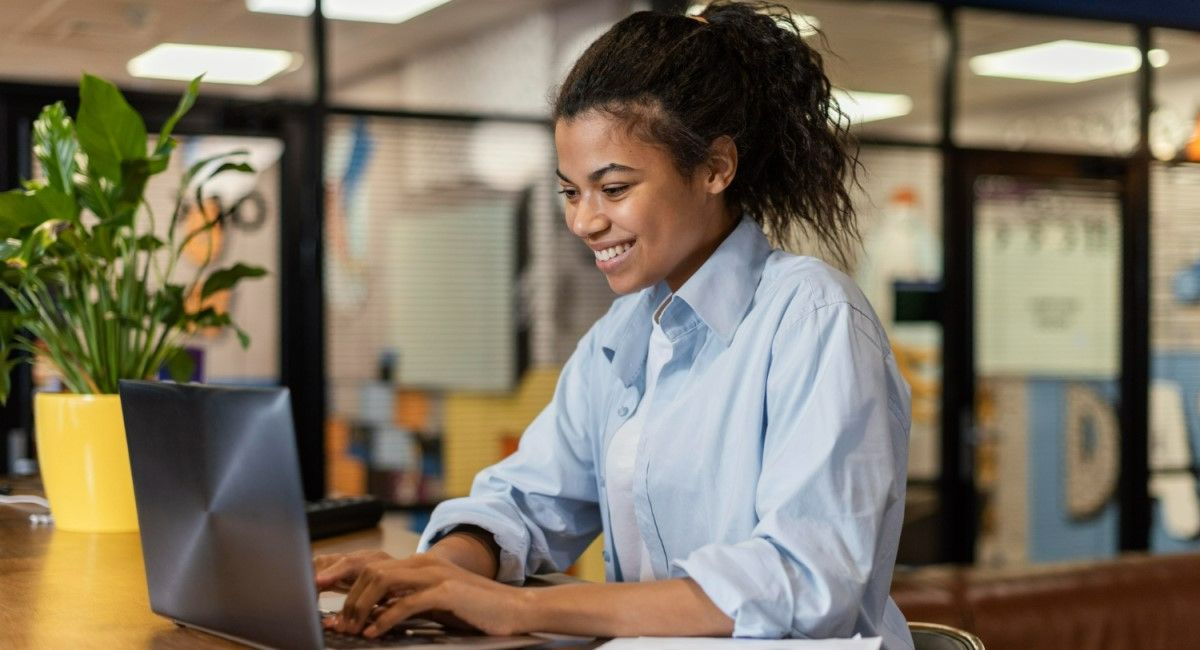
[0,481,420,649]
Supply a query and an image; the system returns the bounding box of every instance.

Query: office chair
[909,621,986,650]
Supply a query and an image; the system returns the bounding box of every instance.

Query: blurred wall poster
[975,176,1121,377]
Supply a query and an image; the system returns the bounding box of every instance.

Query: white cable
[0,495,51,509]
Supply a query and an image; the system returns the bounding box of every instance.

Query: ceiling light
[246,0,311,16]
[685,4,819,37]
[247,0,452,24]
[128,44,297,85]
[832,89,913,124]
[970,40,1169,83]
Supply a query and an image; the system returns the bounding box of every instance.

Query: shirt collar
[599,217,771,386]
[672,216,771,345]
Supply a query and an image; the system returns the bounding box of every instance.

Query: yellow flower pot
[34,393,138,532]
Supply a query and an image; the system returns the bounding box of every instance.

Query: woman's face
[554,110,736,295]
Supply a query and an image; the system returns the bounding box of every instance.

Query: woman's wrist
[426,528,500,579]
[511,585,544,635]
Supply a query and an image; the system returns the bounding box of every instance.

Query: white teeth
[594,242,633,262]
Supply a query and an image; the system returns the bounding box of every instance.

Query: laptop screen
[119,380,325,650]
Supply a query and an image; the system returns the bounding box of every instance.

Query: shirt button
[617,406,629,417]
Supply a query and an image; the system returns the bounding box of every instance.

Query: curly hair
[553,1,862,267]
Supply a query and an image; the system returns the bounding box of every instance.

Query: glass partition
[323,114,558,507]
[1147,28,1200,554]
[327,0,624,115]
[958,9,1139,155]
[1150,161,1200,552]
[851,145,943,563]
[783,0,940,143]
[974,175,1122,566]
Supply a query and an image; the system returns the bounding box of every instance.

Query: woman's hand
[322,552,533,638]
[313,549,393,593]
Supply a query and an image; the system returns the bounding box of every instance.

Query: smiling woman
[314,2,914,647]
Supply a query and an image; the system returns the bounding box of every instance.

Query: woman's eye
[602,185,628,197]
[557,187,578,200]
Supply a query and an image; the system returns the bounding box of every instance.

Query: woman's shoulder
[760,251,873,313]
[757,250,888,343]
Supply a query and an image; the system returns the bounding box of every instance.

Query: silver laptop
[119,380,545,650]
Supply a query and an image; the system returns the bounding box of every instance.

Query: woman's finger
[314,550,392,591]
[314,556,363,592]
[362,587,447,639]
[338,562,440,634]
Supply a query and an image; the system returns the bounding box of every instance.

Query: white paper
[598,636,882,650]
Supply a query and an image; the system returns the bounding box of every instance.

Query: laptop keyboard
[306,495,385,540]
[320,614,455,648]
[323,627,442,647]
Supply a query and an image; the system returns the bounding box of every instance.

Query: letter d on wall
[1065,384,1119,520]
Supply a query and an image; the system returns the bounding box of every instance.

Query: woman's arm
[415,325,609,583]
[671,300,908,638]
[519,578,734,637]
[424,526,501,578]
[322,552,733,639]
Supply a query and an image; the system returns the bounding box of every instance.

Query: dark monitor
[893,280,942,323]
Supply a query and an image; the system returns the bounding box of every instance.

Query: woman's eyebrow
[556,163,638,184]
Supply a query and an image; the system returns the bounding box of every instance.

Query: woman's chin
[605,274,652,296]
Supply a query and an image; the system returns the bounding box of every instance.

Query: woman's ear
[702,135,738,195]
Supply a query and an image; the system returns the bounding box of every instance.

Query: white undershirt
[605,300,674,582]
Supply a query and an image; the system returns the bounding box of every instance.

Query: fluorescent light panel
[970,40,1169,83]
[128,43,295,85]
[247,0,452,23]
[832,89,913,124]
[685,4,820,37]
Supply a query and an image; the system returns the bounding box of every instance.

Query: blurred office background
[1,0,1199,579]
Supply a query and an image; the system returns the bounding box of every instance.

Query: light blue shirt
[419,218,914,648]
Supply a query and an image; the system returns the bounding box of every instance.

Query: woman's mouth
[594,240,635,270]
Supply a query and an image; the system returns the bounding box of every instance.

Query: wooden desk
[0,483,421,649]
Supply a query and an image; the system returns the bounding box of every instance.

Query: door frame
[941,148,1150,563]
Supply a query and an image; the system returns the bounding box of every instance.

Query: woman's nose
[570,197,608,238]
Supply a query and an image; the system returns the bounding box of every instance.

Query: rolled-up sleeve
[418,328,605,584]
[675,301,907,638]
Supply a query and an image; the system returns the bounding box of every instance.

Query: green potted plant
[0,74,266,532]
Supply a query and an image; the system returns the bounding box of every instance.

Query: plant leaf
[11,219,64,268]
[33,186,77,222]
[114,157,154,226]
[74,175,117,221]
[86,224,118,261]
[76,73,147,183]
[0,186,73,236]
[163,347,195,383]
[155,75,202,157]
[233,322,250,349]
[147,151,171,175]
[154,284,186,326]
[0,238,21,262]
[0,191,46,236]
[136,234,165,252]
[200,263,266,299]
[0,355,11,404]
[188,306,231,328]
[32,102,78,198]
